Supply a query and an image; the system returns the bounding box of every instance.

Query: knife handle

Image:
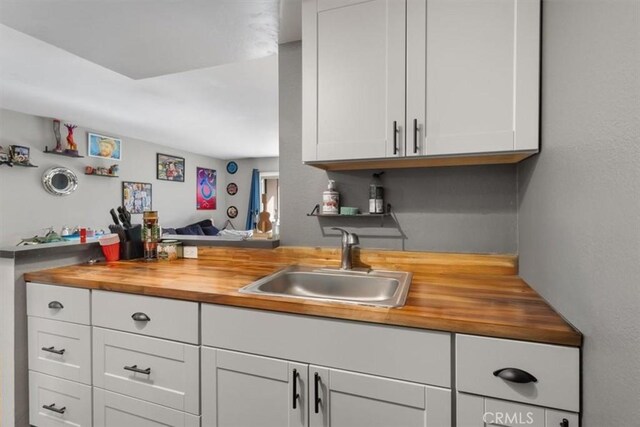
[110,209,121,226]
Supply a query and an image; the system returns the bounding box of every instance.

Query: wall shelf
[307,204,393,227]
[84,173,119,178]
[13,163,39,168]
[44,148,84,158]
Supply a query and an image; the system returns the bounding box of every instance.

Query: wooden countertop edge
[23,273,583,347]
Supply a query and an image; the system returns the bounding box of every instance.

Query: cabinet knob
[124,364,151,375]
[48,301,64,309]
[314,372,322,414]
[493,367,538,383]
[292,369,300,409]
[393,121,399,155]
[41,346,65,355]
[131,312,151,322]
[42,403,66,414]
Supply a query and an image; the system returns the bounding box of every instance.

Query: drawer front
[28,317,92,384]
[202,304,451,387]
[456,393,579,427]
[456,334,580,412]
[92,290,199,343]
[93,388,200,427]
[27,282,90,325]
[29,371,92,427]
[93,327,200,415]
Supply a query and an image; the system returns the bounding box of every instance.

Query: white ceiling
[0,0,302,159]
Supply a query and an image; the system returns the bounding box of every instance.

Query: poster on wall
[157,153,185,182]
[88,133,122,161]
[122,181,152,214]
[196,167,216,210]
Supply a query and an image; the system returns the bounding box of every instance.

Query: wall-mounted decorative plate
[226,182,238,195]
[226,161,238,174]
[226,206,238,219]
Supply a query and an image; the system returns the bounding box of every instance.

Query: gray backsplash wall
[279,41,518,254]
[0,108,227,245]
[518,1,640,425]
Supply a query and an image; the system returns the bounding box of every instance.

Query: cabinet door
[406,0,540,156]
[302,0,406,161]
[309,366,450,427]
[456,393,579,427]
[202,347,308,427]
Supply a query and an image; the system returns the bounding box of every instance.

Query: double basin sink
[239,265,412,308]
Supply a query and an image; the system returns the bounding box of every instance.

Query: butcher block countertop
[23,246,582,347]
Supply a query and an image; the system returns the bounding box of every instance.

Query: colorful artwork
[122,181,152,214]
[88,132,122,161]
[226,182,238,195]
[196,167,217,210]
[157,153,185,182]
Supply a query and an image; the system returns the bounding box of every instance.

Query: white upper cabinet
[408,0,540,157]
[302,0,406,162]
[303,0,540,168]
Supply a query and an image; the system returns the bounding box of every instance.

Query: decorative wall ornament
[122,181,152,214]
[88,132,122,161]
[196,167,217,210]
[157,153,185,182]
[226,161,238,174]
[226,206,238,219]
[64,123,79,156]
[226,182,238,195]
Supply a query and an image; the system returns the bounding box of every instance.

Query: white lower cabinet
[201,347,451,427]
[456,393,579,427]
[93,388,200,427]
[29,371,92,427]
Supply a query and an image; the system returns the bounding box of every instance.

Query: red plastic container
[101,242,120,262]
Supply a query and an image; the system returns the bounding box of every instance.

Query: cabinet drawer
[93,327,200,415]
[456,392,579,427]
[93,388,200,427]
[202,304,451,387]
[29,371,92,427]
[28,317,92,384]
[27,282,90,325]
[456,334,580,412]
[92,290,199,343]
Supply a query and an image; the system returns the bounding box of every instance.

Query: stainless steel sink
[239,265,412,308]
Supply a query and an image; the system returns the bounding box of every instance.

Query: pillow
[175,224,205,236]
[201,225,220,236]
[162,227,176,235]
[189,219,213,228]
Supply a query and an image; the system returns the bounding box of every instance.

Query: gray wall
[0,108,228,245]
[279,41,518,253]
[518,1,640,425]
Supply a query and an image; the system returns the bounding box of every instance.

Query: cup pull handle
[131,312,151,322]
[493,367,538,384]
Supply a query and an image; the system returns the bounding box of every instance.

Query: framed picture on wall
[88,132,122,161]
[157,153,185,182]
[196,167,216,210]
[122,181,152,214]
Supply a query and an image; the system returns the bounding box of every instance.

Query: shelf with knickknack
[0,145,38,167]
[43,147,84,158]
[307,203,393,227]
[43,121,84,158]
[84,165,119,178]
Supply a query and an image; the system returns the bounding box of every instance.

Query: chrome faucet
[332,227,360,270]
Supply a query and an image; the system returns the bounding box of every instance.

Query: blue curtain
[246,169,260,230]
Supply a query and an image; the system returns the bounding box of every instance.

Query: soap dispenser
[322,180,340,214]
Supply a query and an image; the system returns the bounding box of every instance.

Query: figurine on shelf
[53,119,63,152]
[0,146,13,167]
[64,123,79,156]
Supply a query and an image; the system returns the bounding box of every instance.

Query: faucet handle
[331,227,359,246]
